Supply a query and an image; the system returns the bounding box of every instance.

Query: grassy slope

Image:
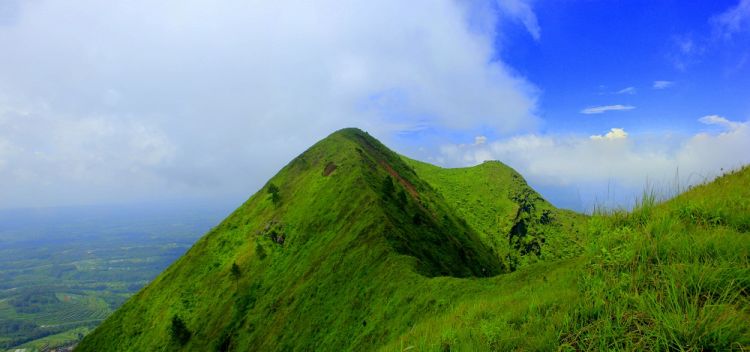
[380,166,750,351]
[403,157,587,269]
[75,128,506,351]
[77,129,749,351]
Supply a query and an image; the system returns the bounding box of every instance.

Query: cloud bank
[432,116,750,210]
[0,0,539,208]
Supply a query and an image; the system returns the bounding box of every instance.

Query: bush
[255,243,267,260]
[170,315,191,345]
[267,183,280,205]
[381,176,395,196]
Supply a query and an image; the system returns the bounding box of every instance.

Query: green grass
[403,157,587,269]
[76,128,750,351]
[379,167,749,351]
[13,326,89,351]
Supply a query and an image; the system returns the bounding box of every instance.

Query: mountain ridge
[75,128,750,351]
[76,128,576,350]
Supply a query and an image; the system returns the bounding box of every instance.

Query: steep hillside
[76,128,510,351]
[76,129,749,351]
[404,157,586,269]
[380,166,750,350]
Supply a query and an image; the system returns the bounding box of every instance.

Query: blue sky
[0,0,748,211]
[501,0,749,136]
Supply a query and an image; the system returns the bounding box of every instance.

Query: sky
[0,0,748,211]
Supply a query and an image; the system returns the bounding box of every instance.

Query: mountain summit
[76,128,580,351]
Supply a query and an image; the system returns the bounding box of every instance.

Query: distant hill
[76,128,749,351]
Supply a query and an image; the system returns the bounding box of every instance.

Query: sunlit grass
[381,166,750,351]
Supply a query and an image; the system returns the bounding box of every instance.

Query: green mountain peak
[76,129,749,351]
[77,128,573,351]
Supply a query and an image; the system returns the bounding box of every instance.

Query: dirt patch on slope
[322,162,337,176]
[380,161,419,200]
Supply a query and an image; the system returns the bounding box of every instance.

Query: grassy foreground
[76,129,749,351]
[382,167,750,351]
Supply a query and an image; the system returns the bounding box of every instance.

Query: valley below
[0,203,229,351]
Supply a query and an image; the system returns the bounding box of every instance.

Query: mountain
[76,128,749,351]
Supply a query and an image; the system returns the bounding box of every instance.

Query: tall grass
[382,167,749,351]
[561,168,750,351]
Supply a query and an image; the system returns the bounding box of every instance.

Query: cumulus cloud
[699,114,742,130]
[433,117,750,210]
[590,128,628,140]
[581,105,635,114]
[653,80,674,89]
[0,0,541,208]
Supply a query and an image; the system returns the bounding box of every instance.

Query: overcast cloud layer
[0,0,538,208]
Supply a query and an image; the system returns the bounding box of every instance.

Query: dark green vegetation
[76,128,749,351]
[0,203,228,351]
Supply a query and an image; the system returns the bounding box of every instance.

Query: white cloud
[616,87,636,95]
[0,103,177,204]
[581,105,635,114]
[713,0,750,38]
[434,117,750,210]
[474,135,488,145]
[590,128,628,140]
[0,0,541,208]
[699,114,742,130]
[653,80,674,89]
[0,119,179,208]
[496,0,541,40]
